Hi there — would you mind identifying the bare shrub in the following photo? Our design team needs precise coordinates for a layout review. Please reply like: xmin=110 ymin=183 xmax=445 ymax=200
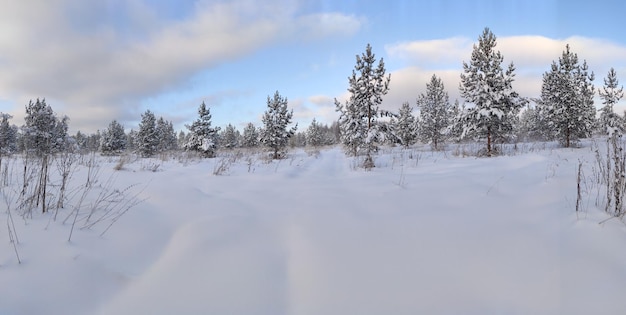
xmin=113 ymin=155 xmax=130 ymax=171
xmin=213 ymin=157 xmax=232 ymax=176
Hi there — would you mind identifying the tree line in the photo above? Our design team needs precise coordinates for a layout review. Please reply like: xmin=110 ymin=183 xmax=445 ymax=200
xmin=0 ymin=27 xmax=622 ymax=163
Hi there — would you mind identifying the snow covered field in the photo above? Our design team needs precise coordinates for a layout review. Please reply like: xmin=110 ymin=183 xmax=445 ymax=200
xmin=2 ymin=142 xmax=626 ymax=315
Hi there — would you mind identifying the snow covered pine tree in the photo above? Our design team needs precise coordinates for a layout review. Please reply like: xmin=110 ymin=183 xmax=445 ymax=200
xmin=539 ymin=44 xmax=595 ymax=147
xmin=184 ymin=102 xmax=220 ymax=158
xmin=459 ymin=28 xmax=524 ymax=156
xmin=306 ymin=118 xmax=325 ymax=147
xmin=598 ymin=68 xmax=624 ymax=135
xmin=418 ymin=74 xmax=453 ymax=150
xmin=100 ymin=120 xmax=127 ymax=155
xmin=137 ymin=110 xmax=159 ymax=157
xmin=260 ymin=91 xmax=297 ymax=159
xmin=394 ymin=102 xmax=417 ymax=148
xmin=241 ymin=123 xmax=259 ymax=148
xmin=335 ymin=43 xmax=391 ymax=168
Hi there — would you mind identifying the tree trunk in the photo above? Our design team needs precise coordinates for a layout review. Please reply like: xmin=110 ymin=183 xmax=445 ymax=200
xmin=41 ymin=155 xmax=48 ymax=213
xmin=487 ymin=126 xmax=492 ymax=157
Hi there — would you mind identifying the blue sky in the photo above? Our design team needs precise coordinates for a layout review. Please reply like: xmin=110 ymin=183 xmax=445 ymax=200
xmin=0 ymin=0 xmax=624 ymax=133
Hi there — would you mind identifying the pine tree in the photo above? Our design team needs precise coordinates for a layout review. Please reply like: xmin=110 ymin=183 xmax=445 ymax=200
xmin=177 ymin=131 xmax=186 ymax=149
xmin=598 ymin=68 xmax=624 ymax=135
xmin=459 ymin=28 xmax=524 ymax=156
xmin=260 ymin=91 xmax=297 ymax=159
xmin=156 ymin=117 xmax=177 ymax=152
xmin=184 ymin=102 xmax=220 ymax=158
xmin=52 ymin=116 xmax=70 ymax=153
xmin=306 ymin=118 xmax=325 ymax=147
xmin=23 ymin=99 xmax=59 ymax=157
xmin=539 ymin=44 xmax=595 ymax=147
xmin=394 ymin=102 xmax=417 ymax=148
xmin=0 ymin=113 xmax=17 ymax=156
xmin=137 ymin=110 xmax=158 ymax=157
xmin=22 ymin=99 xmax=66 ymax=213
xmin=517 ymin=103 xmax=549 ymax=142
xmin=447 ymin=100 xmax=464 ymax=142
xmin=220 ymin=124 xmax=240 ymax=149
xmin=241 ymin=123 xmax=259 ymax=148
xmin=418 ymin=74 xmax=453 ymax=150
xmin=100 ymin=120 xmax=127 ymax=155
xmin=74 ymin=131 xmax=88 ymax=153
xmin=335 ymin=43 xmax=391 ymax=167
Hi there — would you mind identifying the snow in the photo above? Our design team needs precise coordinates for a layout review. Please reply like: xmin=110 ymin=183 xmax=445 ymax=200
xmin=2 ymin=143 xmax=626 ymax=314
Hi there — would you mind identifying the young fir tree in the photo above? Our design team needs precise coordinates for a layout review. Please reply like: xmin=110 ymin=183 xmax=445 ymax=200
xmin=177 ymin=130 xmax=186 ymax=149
xmin=184 ymin=102 xmax=220 ymax=158
xmin=22 ymin=99 xmax=66 ymax=213
xmin=0 ymin=113 xmax=18 ymax=156
xmin=100 ymin=120 xmax=127 ymax=155
xmin=306 ymin=118 xmax=325 ymax=147
xmin=459 ymin=28 xmax=523 ymax=156
xmin=241 ymin=122 xmax=259 ymax=148
xmin=260 ymin=91 xmax=297 ymax=159
xmin=517 ymin=104 xmax=548 ymax=142
xmin=394 ymin=102 xmax=417 ymax=148
xmin=220 ymin=124 xmax=240 ymax=149
xmin=335 ymin=44 xmax=391 ymax=167
xmin=418 ymin=74 xmax=452 ymax=150
xmin=74 ymin=131 xmax=88 ymax=153
xmin=448 ymin=100 xmax=464 ymax=142
xmin=137 ymin=110 xmax=158 ymax=157
xmin=23 ymin=99 xmax=59 ymax=157
xmin=598 ymin=68 xmax=624 ymax=135
xmin=156 ymin=117 xmax=177 ymax=152
xmin=539 ymin=44 xmax=595 ymax=147
xmin=126 ymin=129 xmax=137 ymax=152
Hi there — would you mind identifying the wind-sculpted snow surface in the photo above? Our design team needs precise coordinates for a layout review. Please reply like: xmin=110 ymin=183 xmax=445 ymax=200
xmin=2 ymin=145 xmax=626 ymax=314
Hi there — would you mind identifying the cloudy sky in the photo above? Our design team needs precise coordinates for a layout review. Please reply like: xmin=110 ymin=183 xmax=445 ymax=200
xmin=0 ymin=0 xmax=624 ymax=133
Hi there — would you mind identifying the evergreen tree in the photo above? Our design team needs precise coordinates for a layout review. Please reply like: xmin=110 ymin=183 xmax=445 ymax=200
xmin=448 ymin=100 xmax=464 ymax=142
xmin=260 ymin=91 xmax=297 ymax=159
xmin=539 ymin=44 xmax=595 ymax=147
xmin=220 ymin=124 xmax=240 ymax=149
xmin=126 ymin=129 xmax=137 ymax=152
xmin=52 ymin=116 xmax=70 ymax=153
xmin=86 ymin=131 xmax=101 ymax=152
xmin=22 ymin=99 xmax=66 ymax=213
xmin=23 ymin=99 xmax=59 ymax=157
xmin=241 ymin=123 xmax=259 ymax=148
xmin=394 ymin=102 xmax=417 ymax=148
xmin=598 ymin=68 xmax=624 ymax=135
xmin=177 ymin=130 xmax=186 ymax=149
xmin=418 ymin=74 xmax=452 ymax=150
xmin=459 ymin=28 xmax=524 ymax=156
xmin=306 ymin=118 xmax=325 ymax=147
xmin=290 ymin=131 xmax=307 ymax=148
xmin=184 ymin=102 xmax=220 ymax=158
xmin=517 ymin=103 xmax=549 ymax=142
xmin=137 ymin=110 xmax=158 ymax=157
xmin=156 ymin=117 xmax=177 ymax=152
xmin=335 ymin=43 xmax=391 ymax=167
xmin=74 ymin=131 xmax=88 ymax=153
xmin=100 ymin=120 xmax=127 ymax=155
xmin=0 ymin=113 xmax=17 ymax=156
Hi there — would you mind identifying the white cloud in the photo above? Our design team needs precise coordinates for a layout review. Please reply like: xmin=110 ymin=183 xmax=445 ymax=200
xmin=385 ymin=37 xmax=473 ymax=69
xmin=0 ymin=0 xmax=363 ymax=132
xmin=383 ymin=35 xmax=626 ymax=113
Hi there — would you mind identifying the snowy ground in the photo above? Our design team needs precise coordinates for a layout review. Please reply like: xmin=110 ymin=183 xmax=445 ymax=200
xmin=2 ymin=142 xmax=626 ymax=315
